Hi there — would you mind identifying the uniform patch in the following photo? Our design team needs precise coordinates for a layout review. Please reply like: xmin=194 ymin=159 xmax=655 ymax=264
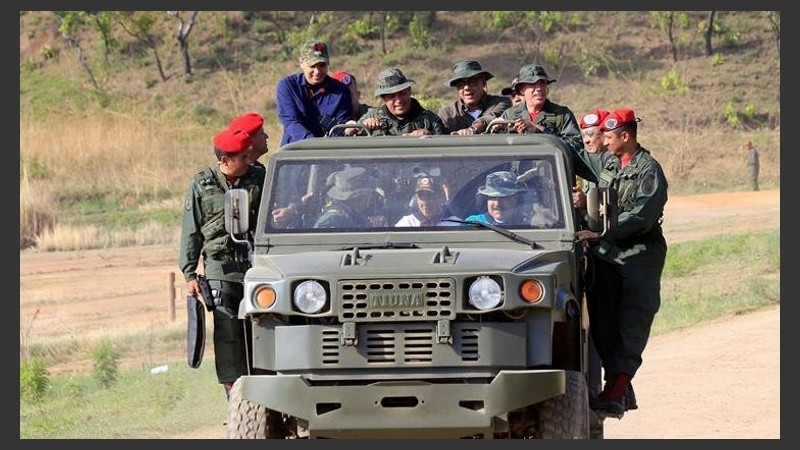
xmin=640 ymin=172 xmax=656 ymax=196
xmin=184 ymin=195 xmax=192 ymax=211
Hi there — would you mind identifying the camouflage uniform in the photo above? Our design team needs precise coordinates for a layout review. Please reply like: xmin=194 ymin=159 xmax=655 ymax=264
xmin=179 ymin=164 xmax=265 ymax=384
xmin=500 ymin=99 xmax=583 ymax=153
xmin=571 ymin=144 xmax=668 ymax=379
xmin=438 ymin=94 xmax=511 ymax=134
xmin=358 ymin=99 xmax=445 ymax=136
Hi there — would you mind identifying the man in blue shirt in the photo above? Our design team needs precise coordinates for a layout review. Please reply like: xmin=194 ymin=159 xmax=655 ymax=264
xmin=276 ymin=39 xmax=353 ymax=146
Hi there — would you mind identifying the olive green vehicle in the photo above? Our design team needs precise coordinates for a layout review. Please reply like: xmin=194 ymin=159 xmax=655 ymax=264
xmin=222 ymin=133 xmax=614 ymax=439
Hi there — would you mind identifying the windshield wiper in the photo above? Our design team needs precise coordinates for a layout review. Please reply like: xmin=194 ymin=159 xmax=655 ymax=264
xmin=444 ymin=218 xmax=541 ymax=249
xmin=339 ymin=242 xmax=419 ymax=251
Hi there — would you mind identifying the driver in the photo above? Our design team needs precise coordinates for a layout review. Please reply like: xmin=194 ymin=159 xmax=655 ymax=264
xmin=465 ymin=171 xmax=527 ymax=226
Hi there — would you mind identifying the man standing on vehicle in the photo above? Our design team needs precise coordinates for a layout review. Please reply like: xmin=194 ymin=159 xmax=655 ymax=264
xmin=179 ymin=127 xmax=265 ymax=400
xmin=438 ymin=60 xmax=511 ymax=135
xmin=276 ymin=39 xmax=352 ymax=144
xmin=573 ymin=108 xmax=668 ymax=419
xmin=497 ymin=64 xmax=583 ymax=153
xmin=345 ymin=67 xmax=445 ymax=137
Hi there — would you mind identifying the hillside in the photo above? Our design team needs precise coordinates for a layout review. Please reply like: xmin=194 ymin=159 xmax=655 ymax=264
xmin=19 ymin=11 xmax=780 ymax=250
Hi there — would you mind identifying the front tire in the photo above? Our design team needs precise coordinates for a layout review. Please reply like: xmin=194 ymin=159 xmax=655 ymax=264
xmin=227 ymin=378 xmax=285 ymax=439
xmin=537 ymin=370 xmax=590 ymax=439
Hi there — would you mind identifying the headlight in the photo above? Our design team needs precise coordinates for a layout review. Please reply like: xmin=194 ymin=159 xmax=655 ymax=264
xmin=293 ymin=280 xmax=327 ymax=314
xmin=468 ymin=276 xmax=503 ymax=310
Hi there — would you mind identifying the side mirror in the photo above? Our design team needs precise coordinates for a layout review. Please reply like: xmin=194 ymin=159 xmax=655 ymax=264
xmin=224 ymin=189 xmax=250 ymax=235
xmin=586 ymin=187 xmax=618 ymax=235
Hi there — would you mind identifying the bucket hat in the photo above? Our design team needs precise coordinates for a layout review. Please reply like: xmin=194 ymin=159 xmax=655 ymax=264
xmin=477 ymin=171 xmax=526 ymax=197
xmin=327 ymin=167 xmax=381 ymax=201
xmin=446 ymin=60 xmax=494 ymax=87
xmin=374 ymin=68 xmax=415 ymax=97
xmin=512 ymin=64 xmax=556 ymax=91
xmin=501 ymin=76 xmax=519 ymax=96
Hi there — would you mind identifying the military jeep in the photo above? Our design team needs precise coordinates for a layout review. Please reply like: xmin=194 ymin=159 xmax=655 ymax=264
xmin=223 ymin=133 xmax=612 ymax=439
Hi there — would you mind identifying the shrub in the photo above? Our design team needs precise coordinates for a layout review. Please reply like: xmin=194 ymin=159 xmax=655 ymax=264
xmin=91 ymin=340 xmax=120 ymax=389
xmin=20 ymin=359 xmax=50 ymax=402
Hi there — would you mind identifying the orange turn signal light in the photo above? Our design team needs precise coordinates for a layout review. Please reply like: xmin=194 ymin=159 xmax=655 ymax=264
xmin=255 ymin=286 xmax=277 ymax=309
xmin=519 ymin=279 xmax=544 ymax=304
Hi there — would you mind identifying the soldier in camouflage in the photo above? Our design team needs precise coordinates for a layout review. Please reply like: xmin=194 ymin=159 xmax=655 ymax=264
xmin=179 ymin=127 xmax=266 ymax=399
xmin=572 ymin=108 xmax=668 ymax=420
xmin=497 ymin=64 xmax=583 ymax=153
xmin=346 ymin=67 xmax=445 ymax=137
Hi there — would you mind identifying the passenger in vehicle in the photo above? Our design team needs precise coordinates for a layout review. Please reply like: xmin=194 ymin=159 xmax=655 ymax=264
xmin=464 ymin=171 xmax=527 ymax=226
xmin=313 ymin=166 xmax=387 ymax=229
xmin=395 ymin=176 xmax=460 ymax=227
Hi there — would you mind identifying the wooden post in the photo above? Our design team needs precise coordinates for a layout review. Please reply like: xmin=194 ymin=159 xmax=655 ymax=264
xmin=168 ymin=272 xmax=176 ymax=321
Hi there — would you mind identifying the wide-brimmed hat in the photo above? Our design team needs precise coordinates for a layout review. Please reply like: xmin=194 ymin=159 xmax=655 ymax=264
xmin=501 ymin=76 xmax=519 ymax=96
xmin=374 ymin=67 xmax=415 ymax=97
xmin=446 ymin=60 xmax=494 ymax=87
xmin=477 ymin=171 xmax=526 ymax=197
xmin=327 ymin=167 xmax=381 ymax=201
xmin=512 ymin=64 xmax=556 ymax=91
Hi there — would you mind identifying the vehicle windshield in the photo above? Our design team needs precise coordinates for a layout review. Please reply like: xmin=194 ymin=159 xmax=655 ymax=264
xmin=265 ymin=155 xmax=565 ymax=233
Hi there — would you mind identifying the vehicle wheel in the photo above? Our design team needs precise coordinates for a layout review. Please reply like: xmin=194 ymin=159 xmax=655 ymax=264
xmin=227 ymin=378 xmax=286 ymax=439
xmin=536 ymin=370 xmax=590 ymax=439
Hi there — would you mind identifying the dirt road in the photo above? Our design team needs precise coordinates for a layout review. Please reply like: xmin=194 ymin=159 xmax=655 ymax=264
xmin=19 ymin=189 xmax=780 ymax=438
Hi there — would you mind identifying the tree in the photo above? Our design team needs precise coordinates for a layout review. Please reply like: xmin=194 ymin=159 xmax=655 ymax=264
xmin=650 ymin=11 xmax=678 ymax=62
xmin=704 ymin=11 xmax=716 ymax=56
xmin=115 ymin=11 xmax=169 ymax=83
xmin=167 ymin=11 xmax=198 ymax=77
xmin=765 ymin=11 xmax=780 ymax=53
xmin=53 ymin=11 xmax=100 ymax=91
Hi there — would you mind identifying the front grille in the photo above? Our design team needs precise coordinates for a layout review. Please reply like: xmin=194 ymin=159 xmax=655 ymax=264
xmin=319 ymin=324 xmax=480 ymax=365
xmin=338 ymin=278 xmax=456 ymax=322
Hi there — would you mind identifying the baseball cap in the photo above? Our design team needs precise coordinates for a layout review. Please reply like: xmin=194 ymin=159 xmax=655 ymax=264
xmin=299 ymin=39 xmax=329 ymax=66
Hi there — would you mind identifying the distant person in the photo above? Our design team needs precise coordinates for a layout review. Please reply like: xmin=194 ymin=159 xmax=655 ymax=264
xmin=500 ymin=76 xmax=523 ymax=106
xmin=227 ymin=112 xmax=269 ymax=168
xmin=276 ymin=39 xmax=352 ymax=145
xmin=438 ymin=60 xmax=511 ymax=135
xmin=179 ymin=127 xmax=265 ymax=400
xmin=331 ymin=70 xmax=371 ymax=121
xmin=572 ymin=108 xmax=668 ymax=419
xmin=313 ymin=166 xmax=387 ymax=228
xmin=395 ymin=176 xmax=460 ymax=227
xmin=496 ymin=64 xmax=583 ymax=153
xmin=345 ymin=67 xmax=445 ymax=137
xmin=465 ymin=171 xmax=527 ymax=226
xmin=744 ymin=140 xmax=760 ymax=191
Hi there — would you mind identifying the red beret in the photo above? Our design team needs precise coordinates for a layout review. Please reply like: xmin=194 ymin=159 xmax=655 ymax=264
xmin=213 ymin=128 xmax=252 ymax=154
xmin=228 ymin=112 xmax=264 ymax=136
xmin=579 ymin=109 xmax=611 ymax=129
xmin=601 ymin=108 xmax=640 ymax=131
xmin=330 ymin=70 xmax=354 ymax=86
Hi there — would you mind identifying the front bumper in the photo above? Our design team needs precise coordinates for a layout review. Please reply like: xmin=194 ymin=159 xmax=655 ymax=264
xmin=240 ymin=369 xmax=564 ymax=438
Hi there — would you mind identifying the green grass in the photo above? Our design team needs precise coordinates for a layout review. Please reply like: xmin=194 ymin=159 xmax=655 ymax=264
xmin=20 ymin=360 xmax=225 ymax=439
xmin=19 ymin=229 xmax=780 ymax=438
